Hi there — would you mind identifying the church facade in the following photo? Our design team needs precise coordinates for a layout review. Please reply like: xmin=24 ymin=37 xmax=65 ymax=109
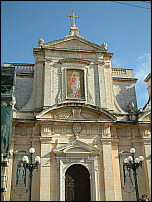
xmin=3 ymin=16 xmax=151 ymax=201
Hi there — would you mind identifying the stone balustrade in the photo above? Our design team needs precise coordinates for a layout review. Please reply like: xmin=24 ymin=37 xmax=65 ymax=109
xmin=112 ymin=68 xmax=134 ymax=78
xmin=3 ymin=63 xmax=34 ymax=71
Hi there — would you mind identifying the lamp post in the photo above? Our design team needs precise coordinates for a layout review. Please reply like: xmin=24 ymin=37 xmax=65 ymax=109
xmin=23 ymin=148 xmax=40 ymax=201
xmin=123 ymin=148 xmax=144 ymax=201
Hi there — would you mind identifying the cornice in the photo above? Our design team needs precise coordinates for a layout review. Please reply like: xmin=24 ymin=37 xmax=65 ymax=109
xmin=112 ymin=77 xmax=138 ymax=82
xmin=44 ymin=35 xmax=106 ymax=51
xmin=58 ymin=58 xmax=91 ymax=65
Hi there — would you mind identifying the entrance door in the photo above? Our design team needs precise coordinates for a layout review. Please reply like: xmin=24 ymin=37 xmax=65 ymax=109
xmin=65 ymin=164 xmax=91 ymax=201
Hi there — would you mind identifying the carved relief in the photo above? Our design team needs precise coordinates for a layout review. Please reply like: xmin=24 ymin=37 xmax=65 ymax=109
xmin=141 ymin=127 xmax=151 ymax=138
xmin=13 ymin=150 xmax=29 ymax=195
xmin=53 ymin=113 xmax=71 ymax=119
xmin=72 ymin=123 xmax=82 ymax=139
xmin=53 ymin=109 xmax=72 ymax=120
xmin=72 ymin=109 xmax=81 ymax=120
xmin=119 ymin=155 xmax=135 ymax=192
xmin=81 ymin=111 xmax=99 ymax=120
xmin=15 ymin=163 xmax=26 ymax=195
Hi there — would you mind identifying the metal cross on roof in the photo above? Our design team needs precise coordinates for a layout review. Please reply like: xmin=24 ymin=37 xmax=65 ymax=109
xmin=67 ymin=10 xmax=80 ymax=26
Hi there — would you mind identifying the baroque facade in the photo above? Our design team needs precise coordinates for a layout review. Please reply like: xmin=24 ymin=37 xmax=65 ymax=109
xmin=3 ymin=17 xmax=151 ymax=201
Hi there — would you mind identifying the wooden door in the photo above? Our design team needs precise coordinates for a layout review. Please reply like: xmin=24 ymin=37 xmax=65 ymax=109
xmin=65 ymin=164 xmax=91 ymax=201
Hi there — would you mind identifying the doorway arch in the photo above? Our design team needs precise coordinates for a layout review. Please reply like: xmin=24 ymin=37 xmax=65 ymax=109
xmin=65 ymin=164 xmax=91 ymax=201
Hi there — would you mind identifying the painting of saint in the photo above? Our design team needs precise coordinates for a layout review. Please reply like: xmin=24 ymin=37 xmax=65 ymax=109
xmin=67 ymin=70 xmax=85 ymax=99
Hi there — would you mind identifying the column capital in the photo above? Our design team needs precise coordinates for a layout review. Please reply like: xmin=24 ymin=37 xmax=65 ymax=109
xmin=101 ymin=138 xmax=112 ymax=145
xmin=40 ymin=137 xmax=52 ymax=144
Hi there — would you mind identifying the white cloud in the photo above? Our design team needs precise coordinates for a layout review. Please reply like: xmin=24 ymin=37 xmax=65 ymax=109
xmin=134 ymin=53 xmax=151 ymax=108
xmin=134 ymin=53 xmax=151 ymax=84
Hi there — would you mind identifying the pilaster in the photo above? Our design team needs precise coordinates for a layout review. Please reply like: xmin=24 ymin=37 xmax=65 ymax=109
xmin=139 ymin=127 xmax=151 ymax=200
xmin=43 ymin=58 xmax=53 ymax=106
xmin=104 ymin=58 xmax=114 ymax=111
xmin=40 ymin=137 xmax=51 ymax=201
xmin=102 ymin=138 xmax=115 ymax=201
xmin=33 ymin=55 xmax=44 ymax=110
xmin=111 ymin=139 xmax=122 ymax=201
xmin=97 ymin=56 xmax=106 ymax=108
xmin=101 ymin=125 xmax=115 ymax=201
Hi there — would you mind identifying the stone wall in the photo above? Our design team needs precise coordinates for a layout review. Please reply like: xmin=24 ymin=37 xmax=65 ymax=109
xmin=15 ymin=77 xmax=33 ymax=110
xmin=112 ymin=80 xmax=137 ymax=112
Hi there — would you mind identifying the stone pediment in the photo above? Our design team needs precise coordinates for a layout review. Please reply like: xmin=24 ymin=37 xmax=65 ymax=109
xmin=138 ymin=98 xmax=151 ymax=122
xmin=36 ymin=104 xmax=116 ymax=122
xmin=43 ymin=36 xmax=107 ymax=52
xmin=138 ymin=111 xmax=151 ymax=122
xmin=53 ymin=139 xmax=101 ymax=157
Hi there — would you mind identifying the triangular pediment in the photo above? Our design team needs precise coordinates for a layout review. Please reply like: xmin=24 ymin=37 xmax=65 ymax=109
xmin=44 ymin=36 xmax=106 ymax=52
xmin=53 ymin=139 xmax=101 ymax=156
xmin=138 ymin=98 xmax=151 ymax=122
xmin=138 ymin=111 xmax=151 ymax=122
xmin=36 ymin=104 xmax=117 ymax=122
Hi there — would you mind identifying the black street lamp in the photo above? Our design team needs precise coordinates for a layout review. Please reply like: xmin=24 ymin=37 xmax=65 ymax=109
xmin=123 ymin=148 xmax=144 ymax=201
xmin=23 ymin=148 xmax=40 ymax=201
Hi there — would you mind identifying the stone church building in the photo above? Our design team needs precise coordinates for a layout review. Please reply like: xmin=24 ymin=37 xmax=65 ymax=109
xmin=3 ymin=13 xmax=151 ymax=201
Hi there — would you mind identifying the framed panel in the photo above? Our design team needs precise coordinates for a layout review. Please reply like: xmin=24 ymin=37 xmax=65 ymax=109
xmin=66 ymin=69 xmax=85 ymax=100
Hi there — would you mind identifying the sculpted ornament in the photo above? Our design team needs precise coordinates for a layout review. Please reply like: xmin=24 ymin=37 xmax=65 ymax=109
xmin=38 ymin=38 xmax=44 ymax=47
xmin=53 ymin=113 xmax=71 ymax=120
xmin=72 ymin=123 xmax=81 ymax=139
xmin=128 ymin=101 xmax=134 ymax=113
xmin=15 ymin=163 xmax=26 ymax=195
xmin=123 ymin=166 xmax=134 ymax=192
xmin=128 ymin=101 xmax=136 ymax=121
xmin=101 ymin=43 xmax=108 ymax=50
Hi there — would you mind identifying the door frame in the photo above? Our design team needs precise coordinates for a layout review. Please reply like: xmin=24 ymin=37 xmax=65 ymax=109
xmin=56 ymin=158 xmax=98 ymax=201
xmin=53 ymin=139 xmax=101 ymax=201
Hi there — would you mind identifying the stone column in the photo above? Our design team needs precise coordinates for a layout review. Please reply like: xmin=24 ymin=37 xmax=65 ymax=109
xmin=40 ymin=137 xmax=51 ymax=201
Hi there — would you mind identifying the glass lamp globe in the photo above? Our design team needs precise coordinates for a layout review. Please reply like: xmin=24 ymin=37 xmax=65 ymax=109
xmin=124 ymin=158 xmax=128 ymax=164
xmin=138 ymin=156 xmax=144 ymax=162
xmin=35 ymin=156 xmax=40 ymax=164
xmin=29 ymin=148 xmax=35 ymax=154
xmin=135 ymin=158 xmax=140 ymax=163
xmin=130 ymin=148 xmax=135 ymax=154
xmin=128 ymin=156 xmax=133 ymax=162
xmin=23 ymin=156 xmax=29 ymax=163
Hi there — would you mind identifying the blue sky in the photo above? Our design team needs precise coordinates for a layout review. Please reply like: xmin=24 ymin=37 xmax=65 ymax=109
xmin=1 ymin=1 xmax=151 ymax=109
